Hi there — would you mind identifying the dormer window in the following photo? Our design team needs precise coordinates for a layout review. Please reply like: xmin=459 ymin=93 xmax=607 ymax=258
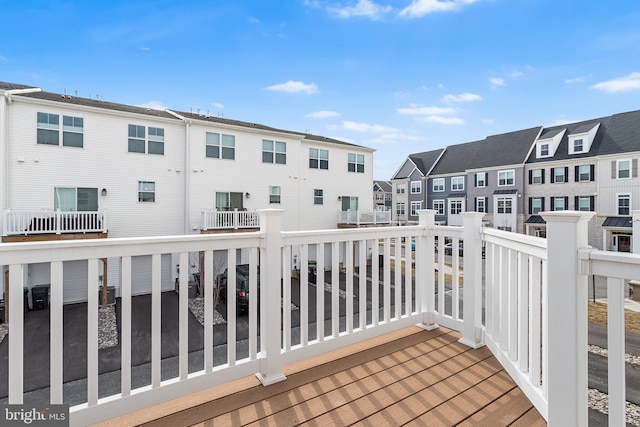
xmin=568 ymin=123 xmax=600 ymax=155
xmin=540 ymin=143 xmax=549 ymax=157
xmin=573 ymin=139 xmax=583 ymax=152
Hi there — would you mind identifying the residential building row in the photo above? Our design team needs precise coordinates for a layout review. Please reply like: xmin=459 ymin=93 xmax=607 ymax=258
xmin=0 ymin=81 xmax=374 ymax=302
xmin=391 ymin=110 xmax=640 ymax=252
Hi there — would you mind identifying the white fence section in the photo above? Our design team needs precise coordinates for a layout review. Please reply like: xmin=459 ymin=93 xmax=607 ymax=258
xmin=337 ymin=209 xmax=392 ymax=225
xmin=0 ymin=209 xmax=636 ymax=426
xmin=2 ymin=209 xmax=107 ymax=236
xmin=200 ymin=209 xmax=260 ymax=230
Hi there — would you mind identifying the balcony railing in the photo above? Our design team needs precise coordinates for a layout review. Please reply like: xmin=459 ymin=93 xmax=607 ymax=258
xmin=2 ymin=209 xmax=107 ymax=236
xmin=200 ymin=208 xmax=259 ymax=231
xmin=337 ymin=209 xmax=391 ymax=225
xmin=0 ymin=209 xmax=635 ymax=426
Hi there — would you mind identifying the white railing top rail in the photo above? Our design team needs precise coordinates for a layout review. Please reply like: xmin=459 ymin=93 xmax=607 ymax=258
xmin=482 ymin=227 xmax=547 ymax=260
xmin=3 ymin=209 xmax=107 ymax=235
xmin=579 ymin=247 xmax=640 ymax=278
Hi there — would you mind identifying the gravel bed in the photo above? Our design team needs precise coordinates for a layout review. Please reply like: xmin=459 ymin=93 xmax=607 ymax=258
xmin=98 ymin=305 xmax=118 ymax=349
xmin=589 ymin=388 xmax=640 ymax=426
xmin=589 ymin=344 xmax=640 ymax=365
xmin=188 ymin=297 xmax=226 ymax=326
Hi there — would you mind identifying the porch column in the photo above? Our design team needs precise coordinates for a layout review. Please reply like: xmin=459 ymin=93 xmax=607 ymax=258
xmin=460 ymin=212 xmax=485 ymax=348
xmin=416 ymin=210 xmax=437 ymax=330
xmin=256 ymin=209 xmax=286 ymax=386
xmin=541 ymin=210 xmax=594 ymax=427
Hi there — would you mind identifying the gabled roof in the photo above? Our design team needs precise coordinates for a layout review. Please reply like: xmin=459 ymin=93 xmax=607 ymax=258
xmin=468 ymin=127 xmax=542 ymax=169
xmin=373 ymin=180 xmax=392 ymax=192
xmin=0 ymin=81 xmax=368 ymax=150
xmin=596 ymin=110 xmax=640 ymax=156
xmin=408 ymin=148 xmax=445 ymax=175
xmin=526 ymin=115 xmax=612 ymax=163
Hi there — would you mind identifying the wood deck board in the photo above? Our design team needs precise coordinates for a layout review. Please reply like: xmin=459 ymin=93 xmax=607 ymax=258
xmin=95 ymin=327 xmax=546 ymax=427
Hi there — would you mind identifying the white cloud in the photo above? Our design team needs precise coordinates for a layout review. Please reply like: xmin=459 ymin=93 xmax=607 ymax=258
xmin=565 ymin=75 xmax=592 ymax=84
xmin=592 ymin=72 xmax=640 ymax=93
xmin=489 ymin=77 xmax=505 ymax=87
xmin=265 ymin=80 xmax=319 ymax=94
xmin=211 ymin=102 xmax=224 ymax=109
xmin=140 ymin=47 xmax=151 ymax=51
xmin=338 ymin=120 xmax=398 ymax=133
xmin=441 ymin=92 xmax=482 ymax=103
xmin=305 ymin=110 xmax=340 ymax=118
xmin=482 ymin=118 xmax=494 ymax=124
xmin=248 ymin=16 xmax=260 ymax=24
xmin=397 ymin=104 xmax=456 ymax=116
xmin=138 ymin=101 xmax=167 ymax=110
xmin=418 ymin=115 xmax=465 ymax=125
xmin=399 ymin=0 xmax=478 ymax=18
xmin=508 ymin=69 xmax=524 ymax=78
xmin=328 ymin=0 xmax=393 ymax=19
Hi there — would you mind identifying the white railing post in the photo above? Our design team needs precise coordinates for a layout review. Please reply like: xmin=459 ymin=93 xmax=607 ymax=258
xmin=416 ymin=210 xmax=438 ymax=330
xmin=102 ymin=209 xmax=108 ymax=233
xmin=55 ymin=208 xmax=62 ymax=234
xmin=256 ymin=209 xmax=286 ymax=386
xmin=540 ymin=210 xmax=594 ymax=427
xmin=460 ymin=212 xmax=485 ymax=348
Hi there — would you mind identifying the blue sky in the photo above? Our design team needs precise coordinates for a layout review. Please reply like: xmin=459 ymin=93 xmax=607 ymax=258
xmin=1 ymin=0 xmax=639 ymax=180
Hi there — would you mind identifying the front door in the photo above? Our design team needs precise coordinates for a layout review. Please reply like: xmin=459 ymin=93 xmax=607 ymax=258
xmin=617 ymin=234 xmax=631 ymax=252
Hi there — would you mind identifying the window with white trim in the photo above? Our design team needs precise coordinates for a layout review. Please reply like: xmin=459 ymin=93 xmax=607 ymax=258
xmin=498 ymin=170 xmax=514 ymax=186
xmin=433 ymin=200 xmax=445 ymax=215
xmin=618 ymin=194 xmax=630 ymax=215
xmin=476 ymin=197 xmax=486 ymax=213
xmin=617 ymin=160 xmax=631 ymax=179
xmin=309 ymin=148 xmax=329 ymax=169
xmin=396 ymin=203 xmax=405 ymax=215
xmin=314 ymin=189 xmax=323 ymax=205
xmin=475 ymin=173 xmax=486 ymax=187
xmin=206 ymin=132 xmax=235 ymax=159
xmin=263 ymin=140 xmax=286 ymax=164
xmin=347 ymin=153 xmax=365 ymax=173
xmin=497 ymin=197 xmax=512 ymax=214
xmin=578 ymin=164 xmax=591 ymax=181
xmin=128 ymin=125 xmax=164 ymax=155
xmin=396 ymin=184 xmax=406 ymax=194
xmin=554 ymin=197 xmax=566 ymax=211
xmin=432 ymin=178 xmax=445 ymax=192
xmin=539 ymin=143 xmax=549 ymax=157
xmin=269 ymin=186 xmax=281 ymax=204
xmin=54 ymin=187 xmax=98 ymax=211
xmin=531 ymin=169 xmax=543 ymax=184
xmin=410 ymin=181 xmax=421 ymax=194
xmin=410 ymin=201 xmax=422 ymax=216
xmin=138 ymin=181 xmax=156 ymax=202
xmin=531 ymin=198 xmax=543 ymax=214
xmin=451 ymin=176 xmax=464 ymax=191
xmin=573 ymin=139 xmax=584 ymax=153
xmin=553 ymin=167 xmax=566 ymax=183
xmin=578 ymin=197 xmax=591 ymax=211
xmin=449 ymin=199 xmax=463 ymax=215
xmin=37 ymin=112 xmax=84 ymax=147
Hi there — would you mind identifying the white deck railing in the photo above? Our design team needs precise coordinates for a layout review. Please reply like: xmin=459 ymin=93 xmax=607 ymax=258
xmin=337 ymin=209 xmax=392 ymax=225
xmin=2 ymin=209 xmax=107 ymax=236
xmin=0 ymin=209 xmax=634 ymax=426
xmin=200 ymin=209 xmax=259 ymax=230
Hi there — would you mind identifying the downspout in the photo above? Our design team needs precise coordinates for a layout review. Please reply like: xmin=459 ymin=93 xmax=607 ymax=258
xmin=166 ymin=109 xmax=191 ymax=234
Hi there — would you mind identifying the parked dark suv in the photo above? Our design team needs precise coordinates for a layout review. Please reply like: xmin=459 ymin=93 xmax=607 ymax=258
xmin=216 ymin=264 xmax=259 ymax=313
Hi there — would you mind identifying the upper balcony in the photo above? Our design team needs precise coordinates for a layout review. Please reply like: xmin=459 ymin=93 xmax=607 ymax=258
xmin=337 ymin=209 xmax=392 ymax=227
xmin=200 ymin=208 xmax=260 ymax=233
xmin=0 ymin=209 xmax=637 ymax=426
xmin=2 ymin=209 xmax=108 ymax=242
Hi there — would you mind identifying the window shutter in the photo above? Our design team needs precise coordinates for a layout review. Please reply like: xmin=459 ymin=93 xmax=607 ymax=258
xmin=611 ymin=160 xmax=617 ymax=179
xmin=541 ymin=169 xmax=545 ymax=184
xmin=634 ymin=159 xmax=638 ymax=178
xmin=541 ymin=198 xmax=545 ymax=212
xmin=550 ymin=197 xmax=555 ymax=211
xmin=485 ymin=197 xmax=488 ymax=213
xmin=528 ymin=170 xmax=532 ymax=184
xmin=550 ymin=168 xmax=555 ymax=183
xmin=474 ymin=174 xmax=477 ymax=187
xmin=474 ymin=197 xmax=477 ymax=211
xmin=590 ymin=165 xmax=595 ymax=181
xmin=564 ymin=196 xmax=569 ymax=208
xmin=575 ymin=166 xmax=579 ymax=182
xmin=528 ymin=197 xmax=532 ymax=215
xmin=590 ymin=196 xmax=595 ymax=211
xmin=564 ymin=167 xmax=569 ymax=182
xmin=574 ymin=196 xmax=579 ymax=210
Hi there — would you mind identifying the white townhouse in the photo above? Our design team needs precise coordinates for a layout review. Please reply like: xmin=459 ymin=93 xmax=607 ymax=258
xmin=0 ymin=82 xmax=374 ymax=303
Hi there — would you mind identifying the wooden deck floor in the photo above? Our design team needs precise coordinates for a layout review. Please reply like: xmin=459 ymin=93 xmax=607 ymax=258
xmin=95 ymin=327 xmax=546 ymax=427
